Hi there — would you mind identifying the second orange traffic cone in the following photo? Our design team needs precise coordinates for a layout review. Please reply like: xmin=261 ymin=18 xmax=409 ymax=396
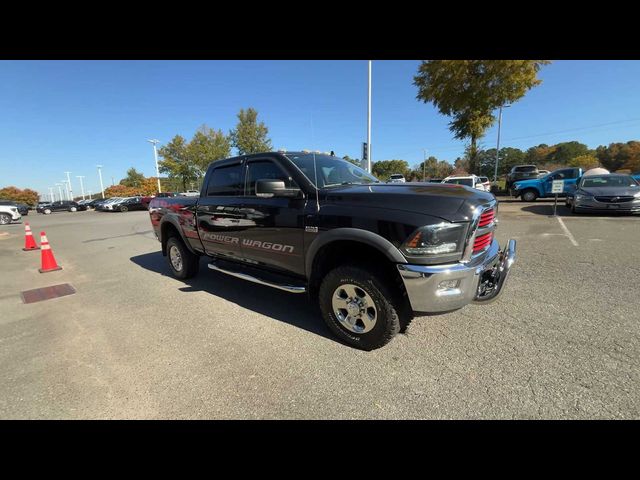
xmin=22 ymin=222 xmax=39 ymax=251
xmin=38 ymin=231 xmax=62 ymax=273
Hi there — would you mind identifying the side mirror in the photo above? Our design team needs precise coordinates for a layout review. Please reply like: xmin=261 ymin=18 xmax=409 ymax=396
xmin=255 ymin=179 xmax=301 ymax=198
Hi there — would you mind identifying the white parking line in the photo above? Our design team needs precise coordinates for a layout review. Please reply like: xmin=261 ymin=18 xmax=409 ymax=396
xmin=556 ymin=216 xmax=579 ymax=247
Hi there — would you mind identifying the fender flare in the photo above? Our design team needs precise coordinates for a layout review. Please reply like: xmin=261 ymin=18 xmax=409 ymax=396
xmin=305 ymin=228 xmax=407 ymax=279
xmin=160 ymin=216 xmax=197 ymax=256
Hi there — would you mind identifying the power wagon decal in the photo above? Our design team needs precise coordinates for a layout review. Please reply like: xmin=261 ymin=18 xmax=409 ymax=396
xmin=203 ymin=233 xmax=296 ymax=254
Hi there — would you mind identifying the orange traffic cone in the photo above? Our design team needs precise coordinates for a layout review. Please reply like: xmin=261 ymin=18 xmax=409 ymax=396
xmin=22 ymin=222 xmax=40 ymax=251
xmin=38 ymin=231 xmax=62 ymax=273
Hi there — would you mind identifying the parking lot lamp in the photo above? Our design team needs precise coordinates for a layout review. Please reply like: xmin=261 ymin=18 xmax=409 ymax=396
xmin=147 ymin=139 xmax=162 ymax=193
xmin=55 ymin=183 xmax=63 ymax=202
xmin=60 ymin=180 xmax=70 ymax=200
xmin=494 ymin=104 xmax=511 ymax=183
xmin=48 ymin=187 xmax=54 ymax=203
xmin=97 ymin=165 xmax=105 ymax=199
xmin=76 ymin=176 xmax=86 ymax=200
xmin=88 ymin=190 xmax=93 ymax=200
xmin=65 ymin=171 xmax=74 ymax=200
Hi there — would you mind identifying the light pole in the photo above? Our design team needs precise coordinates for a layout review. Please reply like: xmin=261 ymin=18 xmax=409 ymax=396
xmin=494 ymin=104 xmax=511 ymax=183
xmin=366 ymin=61 xmax=372 ymax=173
xmin=65 ymin=171 xmax=74 ymax=200
xmin=61 ymin=180 xmax=70 ymax=200
xmin=423 ymin=149 xmax=427 ymax=182
xmin=147 ymin=139 xmax=162 ymax=193
xmin=87 ymin=190 xmax=93 ymax=200
xmin=76 ymin=175 xmax=86 ymax=200
xmin=97 ymin=165 xmax=105 ymax=198
xmin=48 ymin=187 xmax=54 ymax=203
xmin=55 ymin=183 xmax=63 ymax=202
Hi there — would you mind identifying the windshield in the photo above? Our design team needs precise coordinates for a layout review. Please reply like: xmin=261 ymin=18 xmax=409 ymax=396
xmin=581 ymin=175 xmax=639 ymax=188
xmin=515 ymin=166 xmax=537 ymax=172
xmin=390 ymin=174 xmax=404 ymax=179
xmin=285 ymin=153 xmax=379 ymax=188
xmin=443 ymin=178 xmax=474 ymax=187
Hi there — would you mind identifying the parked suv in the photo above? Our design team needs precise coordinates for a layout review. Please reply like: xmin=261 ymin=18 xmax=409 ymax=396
xmin=36 ymin=200 xmax=85 ymax=214
xmin=388 ymin=174 xmax=406 ymax=183
xmin=0 ymin=200 xmax=29 ymax=216
xmin=442 ymin=175 xmax=487 ymax=191
xmin=148 ymin=152 xmax=516 ymax=350
xmin=506 ymin=165 xmax=539 ymax=190
xmin=0 ymin=205 xmax=21 ymax=224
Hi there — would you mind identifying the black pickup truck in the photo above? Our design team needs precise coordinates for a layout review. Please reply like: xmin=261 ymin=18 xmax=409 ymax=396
xmin=149 ymin=151 xmax=516 ymax=350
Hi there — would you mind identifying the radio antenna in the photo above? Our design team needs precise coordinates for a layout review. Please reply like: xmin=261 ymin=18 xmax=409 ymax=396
xmin=311 ymin=114 xmax=320 ymax=213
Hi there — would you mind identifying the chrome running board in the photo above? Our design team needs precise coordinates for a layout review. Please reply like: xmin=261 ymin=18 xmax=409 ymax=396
xmin=207 ymin=263 xmax=306 ymax=293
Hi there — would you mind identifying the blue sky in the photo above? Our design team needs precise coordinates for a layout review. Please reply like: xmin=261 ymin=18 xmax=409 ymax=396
xmin=1 ymin=60 xmax=640 ymax=197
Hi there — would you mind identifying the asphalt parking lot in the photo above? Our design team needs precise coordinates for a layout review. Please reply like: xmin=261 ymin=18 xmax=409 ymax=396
xmin=1 ymin=201 xmax=639 ymax=419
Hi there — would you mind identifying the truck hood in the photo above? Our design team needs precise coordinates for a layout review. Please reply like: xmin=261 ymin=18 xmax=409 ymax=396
xmin=320 ymin=182 xmax=495 ymax=221
xmin=513 ymin=178 xmax=542 ymax=189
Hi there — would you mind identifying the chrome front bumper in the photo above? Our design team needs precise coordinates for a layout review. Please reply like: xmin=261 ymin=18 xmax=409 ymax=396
xmin=397 ymin=239 xmax=516 ymax=313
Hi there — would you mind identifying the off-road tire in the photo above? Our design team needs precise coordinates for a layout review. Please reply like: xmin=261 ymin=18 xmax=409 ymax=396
xmin=319 ymin=265 xmax=401 ymax=350
xmin=166 ymin=236 xmax=199 ymax=279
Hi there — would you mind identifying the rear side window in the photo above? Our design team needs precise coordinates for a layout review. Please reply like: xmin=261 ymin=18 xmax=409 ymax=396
xmin=207 ymin=163 xmax=244 ymax=196
xmin=515 ymin=166 xmax=537 ymax=172
xmin=246 ymin=160 xmax=294 ymax=196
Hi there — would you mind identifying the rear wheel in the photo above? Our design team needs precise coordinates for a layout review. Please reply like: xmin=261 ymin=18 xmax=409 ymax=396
xmin=44 ymin=208 xmax=52 ymax=215
xmin=70 ymin=206 xmax=77 ymax=212
xmin=120 ymin=205 xmax=128 ymax=212
xmin=0 ymin=213 xmax=10 ymax=225
xmin=166 ymin=236 xmax=199 ymax=279
xmin=319 ymin=265 xmax=402 ymax=350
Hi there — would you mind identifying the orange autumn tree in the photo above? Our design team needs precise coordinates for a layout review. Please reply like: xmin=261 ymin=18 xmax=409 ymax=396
xmin=0 ymin=186 xmax=40 ymax=206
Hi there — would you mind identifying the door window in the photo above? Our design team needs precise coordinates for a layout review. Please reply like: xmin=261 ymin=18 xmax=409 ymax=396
xmin=246 ymin=160 xmax=295 ymax=196
xmin=206 ymin=163 xmax=244 ymax=196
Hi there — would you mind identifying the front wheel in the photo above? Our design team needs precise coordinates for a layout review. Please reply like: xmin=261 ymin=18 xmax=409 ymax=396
xmin=318 ymin=265 xmax=402 ymax=350
xmin=120 ymin=206 xmax=128 ymax=212
xmin=166 ymin=236 xmax=199 ymax=279
xmin=521 ymin=189 xmax=538 ymax=202
xmin=44 ymin=208 xmax=52 ymax=215
xmin=70 ymin=206 xmax=77 ymax=212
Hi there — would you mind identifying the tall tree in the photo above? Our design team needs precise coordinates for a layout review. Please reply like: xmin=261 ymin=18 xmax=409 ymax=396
xmin=229 ymin=108 xmax=272 ymax=155
xmin=158 ymin=135 xmax=198 ymax=191
xmin=596 ymin=141 xmax=640 ymax=172
xmin=119 ymin=167 xmax=145 ymax=188
xmin=342 ymin=155 xmax=361 ymax=166
xmin=548 ymin=141 xmax=592 ymax=164
xmin=0 ymin=186 xmax=39 ymax=206
xmin=371 ymin=160 xmax=411 ymax=181
xmin=477 ymin=147 xmax=525 ymax=177
xmin=414 ymin=60 xmax=550 ymax=174
xmin=188 ymin=124 xmax=232 ymax=178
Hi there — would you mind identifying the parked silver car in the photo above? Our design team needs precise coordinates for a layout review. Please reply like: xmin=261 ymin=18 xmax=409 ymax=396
xmin=567 ymin=174 xmax=640 ymax=214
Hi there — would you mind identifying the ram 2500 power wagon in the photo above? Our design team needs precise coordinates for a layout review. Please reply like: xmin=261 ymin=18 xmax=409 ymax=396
xmin=148 ymin=152 xmax=516 ymax=350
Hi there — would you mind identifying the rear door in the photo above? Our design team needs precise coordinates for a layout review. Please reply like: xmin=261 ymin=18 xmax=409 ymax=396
xmin=196 ymin=159 xmax=246 ymax=259
xmin=237 ymin=157 xmax=306 ymax=277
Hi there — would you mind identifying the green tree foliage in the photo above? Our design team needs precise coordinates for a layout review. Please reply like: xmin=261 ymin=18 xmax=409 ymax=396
xmin=414 ymin=60 xmax=550 ymax=174
xmin=158 ymin=135 xmax=198 ymax=191
xmin=188 ymin=124 xmax=232 ymax=178
xmin=548 ymin=141 xmax=592 ymax=164
xmin=568 ymin=154 xmax=601 ymax=170
xmin=596 ymin=141 xmax=640 ymax=172
xmin=371 ymin=160 xmax=411 ymax=181
xmin=0 ymin=186 xmax=39 ymax=206
xmin=477 ymin=147 xmax=526 ymax=177
xmin=229 ymin=108 xmax=272 ymax=155
xmin=342 ymin=155 xmax=361 ymax=166
xmin=412 ymin=156 xmax=454 ymax=180
xmin=119 ymin=167 xmax=145 ymax=188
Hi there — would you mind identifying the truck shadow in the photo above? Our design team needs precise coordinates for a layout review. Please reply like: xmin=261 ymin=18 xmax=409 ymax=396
xmin=129 ymin=251 xmax=336 ymax=342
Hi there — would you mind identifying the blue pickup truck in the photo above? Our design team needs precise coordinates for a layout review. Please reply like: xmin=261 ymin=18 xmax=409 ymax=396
xmin=512 ymin=167 xmax=583 ymax=202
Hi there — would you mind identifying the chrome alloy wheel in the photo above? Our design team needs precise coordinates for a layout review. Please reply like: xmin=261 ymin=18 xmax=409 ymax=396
xmin=169 ymin=245 xmax=183 ymax=272
xmin=332 ymin=283 xmax=377 ymax=334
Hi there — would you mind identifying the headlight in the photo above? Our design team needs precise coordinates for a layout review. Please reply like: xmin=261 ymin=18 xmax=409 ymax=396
xmin=575 ymin=193 xmax=592 ymax=201
xmin=401 ymin=222 xmax=466 ymax=256
xmin=634 ymin=192 xmax=640 ymax=198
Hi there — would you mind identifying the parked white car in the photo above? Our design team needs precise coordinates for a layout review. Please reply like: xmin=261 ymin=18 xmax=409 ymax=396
xmin=388 ymin=174 xmax=406 ymax=183
xmin=181 ymin=190 xmax=201 ymax=196
xmin=0 ymin=205 xmax=21 ymax=225
xmin=442 ymin=175 xmax=488 ymax=191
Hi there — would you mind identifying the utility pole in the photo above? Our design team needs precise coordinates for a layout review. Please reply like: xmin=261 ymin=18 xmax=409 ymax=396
xmin=147 ymin=139 xmax=162 ymax=193
xmin=65 ymin=171 xmax=73 ymax=200
xmin=494 ymin=105 xmax=511 ymax=183
xmin=76 ymin=175 xmax=86 ymax=200
xmin=111 ymin=176 xmax=115 ymax=186
xmin=97 ymin=165 xmax=105 ymax=198
xmin=366 ymin=61 xmax=372 ymax=173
